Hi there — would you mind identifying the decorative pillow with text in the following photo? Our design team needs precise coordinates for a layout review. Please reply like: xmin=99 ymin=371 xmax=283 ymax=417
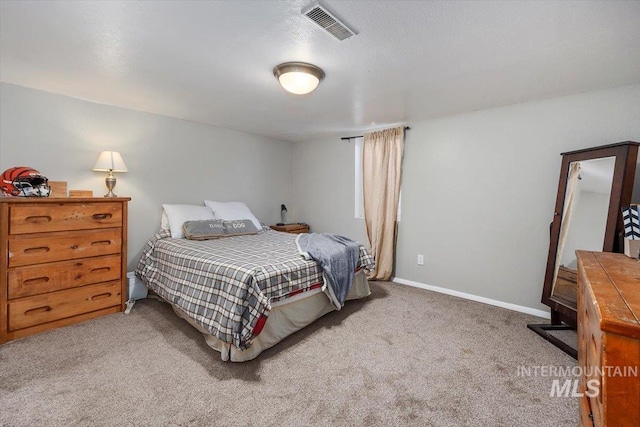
xmin=183 ymin=219 xmax=258 ymax=240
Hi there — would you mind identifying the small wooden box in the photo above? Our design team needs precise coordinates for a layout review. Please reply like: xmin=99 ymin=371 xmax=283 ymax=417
xmin=69 ymin=190 xmax=93 ymax=198
xmin=48 ymin=181 xmax=68 ymax=198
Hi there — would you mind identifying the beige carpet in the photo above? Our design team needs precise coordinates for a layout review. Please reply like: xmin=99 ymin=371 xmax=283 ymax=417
xmin=1 ymin=281 xmax=577 ymax=426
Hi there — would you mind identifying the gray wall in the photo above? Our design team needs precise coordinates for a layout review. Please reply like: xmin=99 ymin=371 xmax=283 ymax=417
xmin=0 ymin=83 xmax=294 ymax=268
xmin=2 ymin=81 xmax=639 ymax=313
xmin=293 ymin=84 xmax=640 ymax=311
xmin=292 ymin=137 xmax=368 ymax=245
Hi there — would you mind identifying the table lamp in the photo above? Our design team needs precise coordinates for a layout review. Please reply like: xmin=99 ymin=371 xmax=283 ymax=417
xmin=93 ymin=151 xmax=127 ymax=197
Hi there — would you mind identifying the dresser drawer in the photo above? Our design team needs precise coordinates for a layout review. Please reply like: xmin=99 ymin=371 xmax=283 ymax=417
xmin=9 ymin=203 xmax=122 ymax=234
xmin=8 ymin=228 xmax=122 ymax=267
xmin=8 ymin=255 xmax=121 ymax=299
xmin=7 ymin=280 xmax=122 ymax=331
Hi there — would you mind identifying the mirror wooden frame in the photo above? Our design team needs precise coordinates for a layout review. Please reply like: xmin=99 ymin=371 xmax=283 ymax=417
xmin=528 ymin=141 xmax=639 ymax=359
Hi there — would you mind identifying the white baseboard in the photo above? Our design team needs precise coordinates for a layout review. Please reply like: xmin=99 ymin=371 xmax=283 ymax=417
xmin=392 ymin=277 xmax=550 ymax=319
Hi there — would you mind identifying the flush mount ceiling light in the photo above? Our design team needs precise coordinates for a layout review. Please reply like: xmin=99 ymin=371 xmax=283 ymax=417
xmin=273 ymin=62 xmax=325 ymax=95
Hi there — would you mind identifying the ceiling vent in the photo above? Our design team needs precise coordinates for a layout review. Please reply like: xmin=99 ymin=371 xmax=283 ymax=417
xmin=302 ymin=3 xmax=357 ymax=41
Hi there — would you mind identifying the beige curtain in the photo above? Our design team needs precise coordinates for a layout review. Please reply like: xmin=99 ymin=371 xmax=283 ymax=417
xmin=362 ymin=126 xmax=405 ymax=280
xmin=553 ymin=161 xmax=581 ymax=283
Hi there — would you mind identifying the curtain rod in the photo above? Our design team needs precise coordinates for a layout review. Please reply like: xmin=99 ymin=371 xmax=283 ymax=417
xmin=341 ymin=126 xmax=411 ymax=141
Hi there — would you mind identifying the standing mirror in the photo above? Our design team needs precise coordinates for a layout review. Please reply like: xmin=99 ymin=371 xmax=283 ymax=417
xmin=528 ymin=141 xmax=639 ymax=358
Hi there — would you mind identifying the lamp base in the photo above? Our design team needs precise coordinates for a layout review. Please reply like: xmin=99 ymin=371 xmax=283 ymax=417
xmin=104 ymin=175 xmax=118 ymax=198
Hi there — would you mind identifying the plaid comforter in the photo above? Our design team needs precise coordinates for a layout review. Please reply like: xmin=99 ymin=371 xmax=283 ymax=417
xmin=135 ymin=229 xmax=374 ymax=350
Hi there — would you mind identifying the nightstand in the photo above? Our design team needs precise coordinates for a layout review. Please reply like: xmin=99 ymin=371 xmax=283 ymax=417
xmin=270 ymin=223 xmax=310 ymax=234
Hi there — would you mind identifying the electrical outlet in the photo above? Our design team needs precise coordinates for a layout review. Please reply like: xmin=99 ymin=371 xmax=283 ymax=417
xmin=417 ymin=254 xmax=424 ymax=265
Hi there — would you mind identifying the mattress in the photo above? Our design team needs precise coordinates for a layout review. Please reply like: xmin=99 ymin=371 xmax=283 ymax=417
xmin=136 ymin=229 xmax=374 ymax=351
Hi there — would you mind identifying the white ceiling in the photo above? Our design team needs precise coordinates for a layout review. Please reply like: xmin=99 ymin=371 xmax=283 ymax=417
xmin=1 ymin=0 xmax=639 ymax=143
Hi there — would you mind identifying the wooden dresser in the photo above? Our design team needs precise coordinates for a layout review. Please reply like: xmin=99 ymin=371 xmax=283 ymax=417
xmin=1 ymin=197 xmax=129 ymax=344
xmin=576 ymin=251 xmax=640 ymax=427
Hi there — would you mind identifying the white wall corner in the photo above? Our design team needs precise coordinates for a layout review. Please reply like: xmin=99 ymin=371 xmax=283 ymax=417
xmin=392 ymin=277 xmax=551 ymax=319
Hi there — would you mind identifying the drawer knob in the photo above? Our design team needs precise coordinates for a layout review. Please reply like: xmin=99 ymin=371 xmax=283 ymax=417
xmin=90 ymin=292 xmax=112 ymax=301
xmin=24 ymin=246 xmax=50 ymax=254
xmin=91 ymin=240 xmax=112 ymax=246
xmin=25 ymin=215 xmax=52 ymax=223
xmin=90 ymin=267 xmax=111 ymax=274
xmin=92 ymin=213 xmax=113 ymax=220
xmin=24 ymin=306 xmax=52 ymax=315
xmin=23 ymin=276 xmax=50 ymax=286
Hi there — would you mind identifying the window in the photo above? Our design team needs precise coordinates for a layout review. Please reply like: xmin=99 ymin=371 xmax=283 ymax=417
xmin=355 ymin=137 xmax=401 ymax=220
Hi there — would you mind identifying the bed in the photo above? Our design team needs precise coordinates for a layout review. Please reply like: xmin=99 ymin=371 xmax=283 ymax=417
xmin=135 ymin=227 xmax=374 ymax=361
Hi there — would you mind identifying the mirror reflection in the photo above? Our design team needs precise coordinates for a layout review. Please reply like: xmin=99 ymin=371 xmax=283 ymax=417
xmin=551 ymin=156 xmax=616 ymax=309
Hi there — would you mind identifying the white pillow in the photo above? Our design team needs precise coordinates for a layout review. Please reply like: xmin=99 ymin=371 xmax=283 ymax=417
xmin=162 ymin=204 xmax=216 ymax=239
xmin=204 ymin=200 xmax=262 ymax=231
xmin=160 ymin=210 xmax=170 ymax=231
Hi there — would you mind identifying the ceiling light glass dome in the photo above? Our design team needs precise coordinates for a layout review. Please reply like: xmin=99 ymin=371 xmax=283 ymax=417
xmin=273 ymin=62 xmax=325 ymax=95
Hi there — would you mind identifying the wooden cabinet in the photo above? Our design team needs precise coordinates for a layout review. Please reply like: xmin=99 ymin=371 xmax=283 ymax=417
xmin=270 ymin=223 xmax=310 ymax=234
xmin=576 ymin=251 xmax=640 ymax=427
xmin=1 ymin=197 xmax=129 ymax=344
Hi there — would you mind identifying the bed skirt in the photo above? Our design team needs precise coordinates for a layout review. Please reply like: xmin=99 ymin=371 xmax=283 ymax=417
xmin=171 ymin=270 xmax=371 ymax=362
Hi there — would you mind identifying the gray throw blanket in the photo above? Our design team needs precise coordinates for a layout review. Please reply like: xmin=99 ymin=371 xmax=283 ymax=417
xmin=295 ymin=233 xmax=360 ymax=310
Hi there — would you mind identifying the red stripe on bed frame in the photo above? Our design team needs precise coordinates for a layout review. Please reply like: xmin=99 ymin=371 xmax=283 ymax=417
xmin=252 ymin=281 xmax=326 ymax=336
xmin=253 ymin=315 xmax=267 ymax=336
xmin=289 ymin=281 xmax=323 ymax=298
xmin=251 ymin=270 xmax=363 ymax=337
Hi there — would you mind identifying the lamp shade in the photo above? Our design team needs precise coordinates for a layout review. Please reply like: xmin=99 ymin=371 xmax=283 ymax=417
xmin=273 ymin=62 xmax=325 ymax=95
xmin=93 ymin=151 xmax=128 ymax=172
